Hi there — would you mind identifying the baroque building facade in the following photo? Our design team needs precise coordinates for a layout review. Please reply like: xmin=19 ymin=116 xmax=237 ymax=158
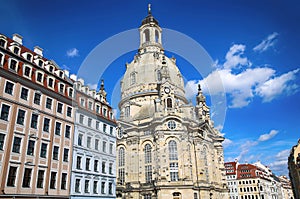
xmin=0 ymin=33 xmax=117 ymax=198
xmin=288 ymin=139 xmax=300 ymax=199
xmin=116 ymin=7 xmax=228 ymax=199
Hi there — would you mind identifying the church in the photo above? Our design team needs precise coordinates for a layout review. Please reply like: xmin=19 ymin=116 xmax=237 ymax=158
xmin=116 ymin=5 xmax=228 ymax=199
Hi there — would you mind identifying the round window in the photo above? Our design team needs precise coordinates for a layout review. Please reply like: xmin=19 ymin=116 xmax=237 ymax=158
xmin=167 ymin=120 xmax=176 ymax=130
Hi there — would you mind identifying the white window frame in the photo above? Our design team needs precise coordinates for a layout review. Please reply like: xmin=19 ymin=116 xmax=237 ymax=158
xmin=58 ymin=82 xmax=65 ymax=94
xmin=47 ymin=76 xmax=55 ymax=89
xmin=8 ymin=58 xmax=18 ymax=72
xmin=4 ymin=80 xmax=15 ymax=95
xmin=0 ymin=37 xmax=7 ymax=49
xmin=0 ymin=52 xmax=4 ymax=66
xmin=23 ymin=64 xmax=32 ymax=79
xmin=35 ymin=71 xmax=44 ymax=84
xmin=20 ymin=86 xmax=29 ymax=101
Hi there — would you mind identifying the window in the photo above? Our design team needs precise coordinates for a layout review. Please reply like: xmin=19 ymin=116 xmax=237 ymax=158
xmin=87 ymin=136 xmax=91 ymax=148
xmin=0 ymin=53 xmax=3 ymax=66
xmin=30 ymin=113 xmax=38 ymax=129
xmin=46 ymin=98 xmax=52 ymax=109
xmin=68 ymin=88 xmax=73 ymax=97
xmin=22 ymin=168 xmax=32 ymax=187
xmin=168 ymin=120 xmax=176 ymax=130
xmin=145 ymin=165 xmax=152 ymax=183
xmin=13 ymin=47 xmax=20 ymax=54
xmin=48 ymin=77 xmax=54 ymax=88
xmin=108 ymin=182 xmax=113 ymax=195
xmin=96 ymin=105 xmax=100 ymax=113
xmin=155 ymin=30 xmax=159 ymax=42
xmin=34 ymin=92 xmax=41 ymax=105
xmin=125 ymin=106 xmax=130 ymax=118
xmin=94 ymin=160 xmax=99 ymax=172
xmin=0 ymin=104 xmax=10 ymax=121
xmin=5 ymin=81 xmax=14 ymax=95
xmin=27 ymin=140 xmax=35 ymax=155
xmin=50 ymin=172 xmax=56 ymax=189
xmin=95 ymin=139 xmax=99 ymax=150
xmin=78 ymin=134 xmax=83 ymax=146
xmin=67 ymin=106 xmax=72 ymax=117
xmin=38 ymin=60 xmax=43 ymax=67
xmin=0 ymin=133 xmax=5 ymax=150
xmin=55 ymin=122 xmax=61 ymax=135
xmin=53 ymin=146 xmax=59 ymax=160
xmin=36 ymin=72 xmax=43 ymax=83
xmin=110 ymin=126 xmax=113 ymax=135
xmin=109 ymin=143 xmax=113 ymax=154
xmin=16 ymin=109 xmax=26 ymax=125
xmin=37 ymin=170 xmax=44 ymax=188
xmin=96 ymin=121 xmax=100 ymax=130
xmin=119 ymin=147 xmax=125 ymax=167
xmin=75 ymin=179 xmax=80 ymax=193
xmin=65 ymin=125 xmax=71 ymax=138
xmin=145 ymin=144 xmax=152 ymax=164
xmin=80 ymin=98 xmax=85 ymax=107
xmin=167 ymin=98 xmax=172 ymax=108
xmin=76 ymin=156 xmax=82 ymax=169
xmin=20 ymin=87 xmax=29 ymax=100
xmin=40 ymin=143 xmax=47 ymax=158
xmin=144 ymin=29 xmax=150 ymax=42
xmin=63 ymin=148 xmax=69 ymax=162
xmin=144 ymin=194 xmax=152 ymax=199
xmin=101 ymin=182 xmax=105 ymax=194
xmin=103 ymin=108 xmax=107 ymax=117
xmin=194 ymin=193 xmax=198 ymax=199
xmin=118 ymin=168 xmax=125 ymax=185
xmin=103 ymin=124 xmax=107 ymax=133
xmin=157 ymin=70 xmax=162 ymax=81
xmin=88 ymin=118 xmax=92 ymax=127
xmin=86 ymin=158 xmax=90 ymax=171
xmin=61 ymin=173 xmax=67 ymax=190
xmin=169 ymin=140 xmax=178 ymax=160
xmin=9 ymin=59 xmax=18 ymax=71
xmin=12 ymin=136 xmax=21 ymax=153
xmin=109 ymin=163 xmax=113 ymax=175
xmin=0 ymin=39 xmax=6 ymax=47
xmin=79 ymin=114 xmax=84 ymax=124
xmin=26 ymin=53 xmax=32 ymax=61
xmin=93 ymin=181 xmax=98 ymax=194
xmin=102 ymin=161 xmax=106 ymax=173
xmin=102 ymin=141 xmax=106 ymax=153
xmin=170 ymin=171 xmax=179 ymax=181
xmin=59 ymin=83 xmax=64 ymax=93
xmin=24 ymin=66 xmax=31 ymax=77
xmin=7 ymin=166 xmax=17 ymax=186
xmin=84 ymin=180 xmax=89 ymax=193
xmin=88 ymin=101 xmax=93 ymax=110
xmin=43 ymin=118 xmax=50 ymax=132
xmin=57 ymin=102 xmax=63 ymax=114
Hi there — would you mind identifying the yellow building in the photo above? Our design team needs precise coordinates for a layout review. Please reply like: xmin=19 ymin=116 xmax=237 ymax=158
xmin=288 ymin=139 xmax=300 ymax=199
xmin=116 ymin=6 xmax=228 ymax=199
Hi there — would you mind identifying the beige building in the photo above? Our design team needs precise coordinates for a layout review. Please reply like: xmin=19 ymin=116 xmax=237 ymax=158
xmin=116 ymin=7 xmax=228 ymax=199
xmin=278 ymin=176 xmax=294 ymax=199
xmin=0 ymin=34 xmax=74 ymax=198
xmin=288 ymin=139 xmax=300 ymax=199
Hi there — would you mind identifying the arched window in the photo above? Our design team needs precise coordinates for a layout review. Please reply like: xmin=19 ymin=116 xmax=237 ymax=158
xmin=130 ymin=72 xmax=136 ymax=85
xmin=118 ymin=147 xmax=125 ymax=167
xmin=157 ymin=70 xmax=161 ymax=81
xmin=167 ymin=98 xmax=172 ymax=108
xmin=144 ymin=29 xmax=150 ymax=42
xmin=173 ymin=192 xmax=181 ymax=199
xmin=169 ymin=141 xmax=178 ymax=160
xmin=155 ymin=30 xmax=159 ymax=43
xmin=144 ymin=144 xmax=152 ymax=164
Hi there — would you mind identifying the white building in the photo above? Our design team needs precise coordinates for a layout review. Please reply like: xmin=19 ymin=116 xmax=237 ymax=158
xmin=71 ymin=79 xmax=117 ymax=199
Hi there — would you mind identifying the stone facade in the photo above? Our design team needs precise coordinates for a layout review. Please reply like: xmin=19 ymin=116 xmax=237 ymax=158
xmin=288 ymin=139 xmax=300 ymax=199
xmin=116 ymin=7 xmax=228 ymax=199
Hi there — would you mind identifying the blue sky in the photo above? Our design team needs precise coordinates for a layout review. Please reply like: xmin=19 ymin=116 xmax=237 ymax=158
xmin=1 ymin=0 xmax=300 ymax=176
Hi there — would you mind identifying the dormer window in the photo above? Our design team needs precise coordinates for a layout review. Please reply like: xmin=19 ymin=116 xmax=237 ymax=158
xmin=38 ymin=60 xmax=43 ymax=67
xmin=9 ymin=59 xmax=18 ymax=72
xmin=59 ymin=71 xmax=64 ymax=78
xmin=49 ymin=65 xmax=54 ymax=73
xmin=0 ymin=39 xmax=6 ymax=48
xmin=26 ymin=54 xmax=32 ymax=61
xmin=13 ymin=47 xmax=20 ymax=55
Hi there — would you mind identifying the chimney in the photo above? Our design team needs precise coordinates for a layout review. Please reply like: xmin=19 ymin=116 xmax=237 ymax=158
xmin=70 ymin=74 xmax=77 ymax=81
xmin=64 ymin=70 xmax=70 ymax=77
xmin=78 ymin=78 xmax=84 ymax=85
xmin=34 ymin=46 xmax=43 ymax=56
xmin=12 ymin=33 xmax=23 ymax=45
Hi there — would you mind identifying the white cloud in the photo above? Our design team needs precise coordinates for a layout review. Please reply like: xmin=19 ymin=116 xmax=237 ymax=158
xmin=185 ymin=43 xmax=299 ymax=108
xmin=256 ymin=69 xmax=299 ymax=102
xmin=224 ymin=44 xmax=251 ymax=69
xmin=66 ymin=48 xmax=79 ymax=57
xmin=235 ymin=140 xmax=258 ymax=161
xmin=258 ymin=130 xmax=279 ymax=141
xmin=253 ymin=32 xmax=279 ymax=53
xmin=222 ymin=138 xmax=233 ymax=148
xmin=269 ymin=149 xmax=290 ymax=175
xmin=275 ymin=149 xmax=290 ymax=160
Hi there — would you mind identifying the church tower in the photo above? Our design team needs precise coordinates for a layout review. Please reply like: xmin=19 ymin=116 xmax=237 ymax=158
xmin=116 ymin=5 xmax=228 ymax=199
